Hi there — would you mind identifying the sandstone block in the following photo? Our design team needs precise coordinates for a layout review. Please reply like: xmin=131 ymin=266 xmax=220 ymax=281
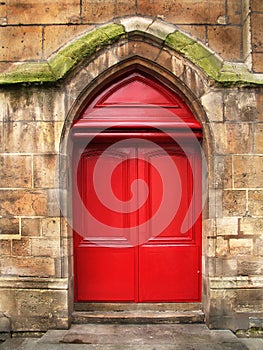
xmin=179 ymin=66 xmax=205 ymax=98
xmin=212 ymin=155 xmax=232 ymax=189
xmin=216 ymin=236 xmax=229 ymax=256
xmin=3 ymin=121 xmax=63 ymax=153
xmin=137 ymin=0 xmax=225 ymax=24
xmin=216 ymin=217 xmax=238 ymax=236
xmin=208 ymin=26 xmax=242 ymax=60
xmin=0 ymin=26 xmax=42 ymax=61
xmin=33 ymin=154 xmax=57 ymax=188
xmin=0 ymin=155 xmax=32 ymax=188
xmin=0 ymin=1 xmax=6 ymax=17
xmin=31 ymin=237 xmax=60 ymax=257
xmin=82 ymin=0 xmax=136 ymax=23
xmin=203 ymin=218 xmax=216 ymax=237
xmin=248 ymin=190 xmax=263 ymax=216
xmin=240 ymin=217 xmax=263 ymax=236
xmin=251 ymin=13 xmax=263 ymax=52
xmin=234 ymin=289 xmax=263 ymax=313
xmin=223 ymin=156 xmax=233 ymax=188
xmin=0 ymin=217 xmax=19 ymax=235
xmin=226 ymin=123 xmax=252 ymax=154
xmin=7 ymin=0 xmax=80 ymax=25
xmin=204 ymin=237 xmax=216 ymax=257
xmin=251 ymin=0 xmax=263 ymax=12
xmin=177 ymin=25 xmax=206 ymax=43
xmin=0 ymin=313 xmax=11 ymax=333
xmin=223 ymin=190 xmax=246 ymax=216
xmin=229 ymin=238 xmax=253 ymax=255
xmin=221 ymin=258 xmax=238 ymax=276
xmin=237 ymin=258 xmax=263 ymax=275
xmin=155 ymin=50 xmax=176 ymax=78
xmin=252 ymin=53 xmax=263 ymax=73
xmin=233 ymin=155 xmax=263 ymax=188
xmin=41 ymin=217 xmax=60 ymax=237
xmin=255 ymin=92 xmax=263 ymax=121
xmin=0 ymin=240 xmax=11 ymax=256
xmin=44 ymin=24 xmax=93 ymax=58
xmin=62 ymin=237 xmax=73 ymax=258
xmin=255 ymin=237 xmax=263 ymax=256
xmin=21 ymin=218 xmax=41 ymax=237
xmin=2 ymin=87 xmax=66 ymax=122
xmin=0 ymin=287 xmax=69 ymax=331
xmin=47 ymin=189 xmax=61 ymax=217
xmin=224 ymin=92 xmax=257 ymax=122
xmin=201 ymin=92 xmax=223 ymax=122
xmin=12 ymin=237 xmax=31 ymax=256
xmin=210 ymin=123 xmax=226 ymax=154
xmin=0 ymin=190 xmax=47 ymax=216
xmin=61 ymin=216 xmax=70 ymax=238
xmin=228 ymin=0 xmax=242 ymax=24
xmin=254 ymin=124 xmax=263 ymax=153
xmin=127 ymin=41 xmax=161 ymax=62
xmin=208 ymin=189 xmax=223 ymax=218
xmin=0 ymin=257 xmax=55 ymax=277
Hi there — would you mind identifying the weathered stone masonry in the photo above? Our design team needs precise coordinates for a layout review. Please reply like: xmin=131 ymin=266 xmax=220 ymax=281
xmin=0 ymin=0 xmax=262 ymax=335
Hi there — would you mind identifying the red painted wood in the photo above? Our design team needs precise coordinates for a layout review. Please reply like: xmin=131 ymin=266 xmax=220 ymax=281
xmin=73 ymin=72 xmax=202 ymax=302
xmin=72 ymin=73 xmax=202 ymax=133
xmin=138 ymin=146 xmax=202 ymax=301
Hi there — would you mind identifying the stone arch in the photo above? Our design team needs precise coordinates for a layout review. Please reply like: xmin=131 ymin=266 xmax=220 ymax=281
xmin=0 ymin=16 xmax=260 ymax=86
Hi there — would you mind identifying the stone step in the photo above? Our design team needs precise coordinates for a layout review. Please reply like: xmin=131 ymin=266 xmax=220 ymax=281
xmin=74 ymin=302 xmax=203 ymax=312
xmin=72 ymin=310 xmax=205 ymax=325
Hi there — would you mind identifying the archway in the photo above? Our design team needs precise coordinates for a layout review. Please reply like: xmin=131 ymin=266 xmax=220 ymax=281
xmin=70 ymin=70 xmax=203 ymax=303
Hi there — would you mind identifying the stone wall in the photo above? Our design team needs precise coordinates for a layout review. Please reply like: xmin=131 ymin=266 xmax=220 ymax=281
xmin=0 ymin=0 xmax=262 ymax=72
xmin=0 ymin=0 xmax=262 ymax=334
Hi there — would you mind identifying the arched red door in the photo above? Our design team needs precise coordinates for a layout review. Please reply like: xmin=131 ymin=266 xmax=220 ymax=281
xmin=72 ymin=72 xmax=202 ymax=302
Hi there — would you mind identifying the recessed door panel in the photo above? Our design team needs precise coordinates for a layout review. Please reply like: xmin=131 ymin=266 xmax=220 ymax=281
xmin=76 ymin=246 xmax=136 ymax=301
xmin=139 ymin=245 xmax=200 ymax=301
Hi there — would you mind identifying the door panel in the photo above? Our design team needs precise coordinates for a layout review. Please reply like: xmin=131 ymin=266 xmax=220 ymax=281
xmin=73 ymin=142 xmax=201 ymax=302
xmin=76 ymin=246 xmax=136 ymax=301
xmin=74 ymin=145 xmax=138 ymax=301
xmin=139 ymin=246 xmax=200 ymax=301
xmin=138 ymin=146 xmax=201 ymax=301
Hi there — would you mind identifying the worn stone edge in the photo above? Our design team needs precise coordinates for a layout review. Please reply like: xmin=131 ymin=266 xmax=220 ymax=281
xmin=209 ymin=276 xmax=263 ymax=289
xmin=165 ymin=31 xmax=263 ymax=86
xmin=0 ymin=21 xmax=262 ymax=86
xmin=0 ymin=277 xmax=69 ymax=289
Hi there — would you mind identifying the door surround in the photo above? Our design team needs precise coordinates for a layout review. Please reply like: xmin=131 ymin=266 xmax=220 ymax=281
xmin=70 ymin=69 xmax=204 ymax=303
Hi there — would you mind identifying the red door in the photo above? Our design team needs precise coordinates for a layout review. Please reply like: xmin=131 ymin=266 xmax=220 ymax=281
xmin=72 ymin=72 xmax=202 ymax=303
xmin=73 ymin=139 xmax=202 ymax=302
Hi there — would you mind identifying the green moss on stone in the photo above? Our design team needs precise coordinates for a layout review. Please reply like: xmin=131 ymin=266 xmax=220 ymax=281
xmin=49 ymin=54 xmax=77 ymax=80
xmin=0 ymin=23 xmax=262 ymax=87
xmin=165 ymin=31 xmax=222 ymax=80
xmin=198 ymin=55 xmax=222 ymax=80
xmin=50 ymin=23 xmax=125 ymax=80
xmin=165 ymin=31 xmax=195 ymax=52
xmin=0 ymin=62 xmax=56 ymax=84
xmin=0 ymin=23 xmax=125 ymax=84
xmin=219 ymin=62 xmax=263 ymax=86
xmin=165 ymin=30 xmax=263 ymax=86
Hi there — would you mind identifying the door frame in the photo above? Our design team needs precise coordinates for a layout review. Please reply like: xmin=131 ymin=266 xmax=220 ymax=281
xmin=70 ymin=70 xmax=204 ymax=304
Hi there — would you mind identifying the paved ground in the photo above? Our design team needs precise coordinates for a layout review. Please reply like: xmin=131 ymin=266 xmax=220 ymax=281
xmin=1 ymin=324 xmax=263 ymax=350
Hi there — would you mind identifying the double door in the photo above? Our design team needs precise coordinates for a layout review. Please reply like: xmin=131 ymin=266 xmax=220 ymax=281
xmin=73 ymin=139 xmax=201 ymax=302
